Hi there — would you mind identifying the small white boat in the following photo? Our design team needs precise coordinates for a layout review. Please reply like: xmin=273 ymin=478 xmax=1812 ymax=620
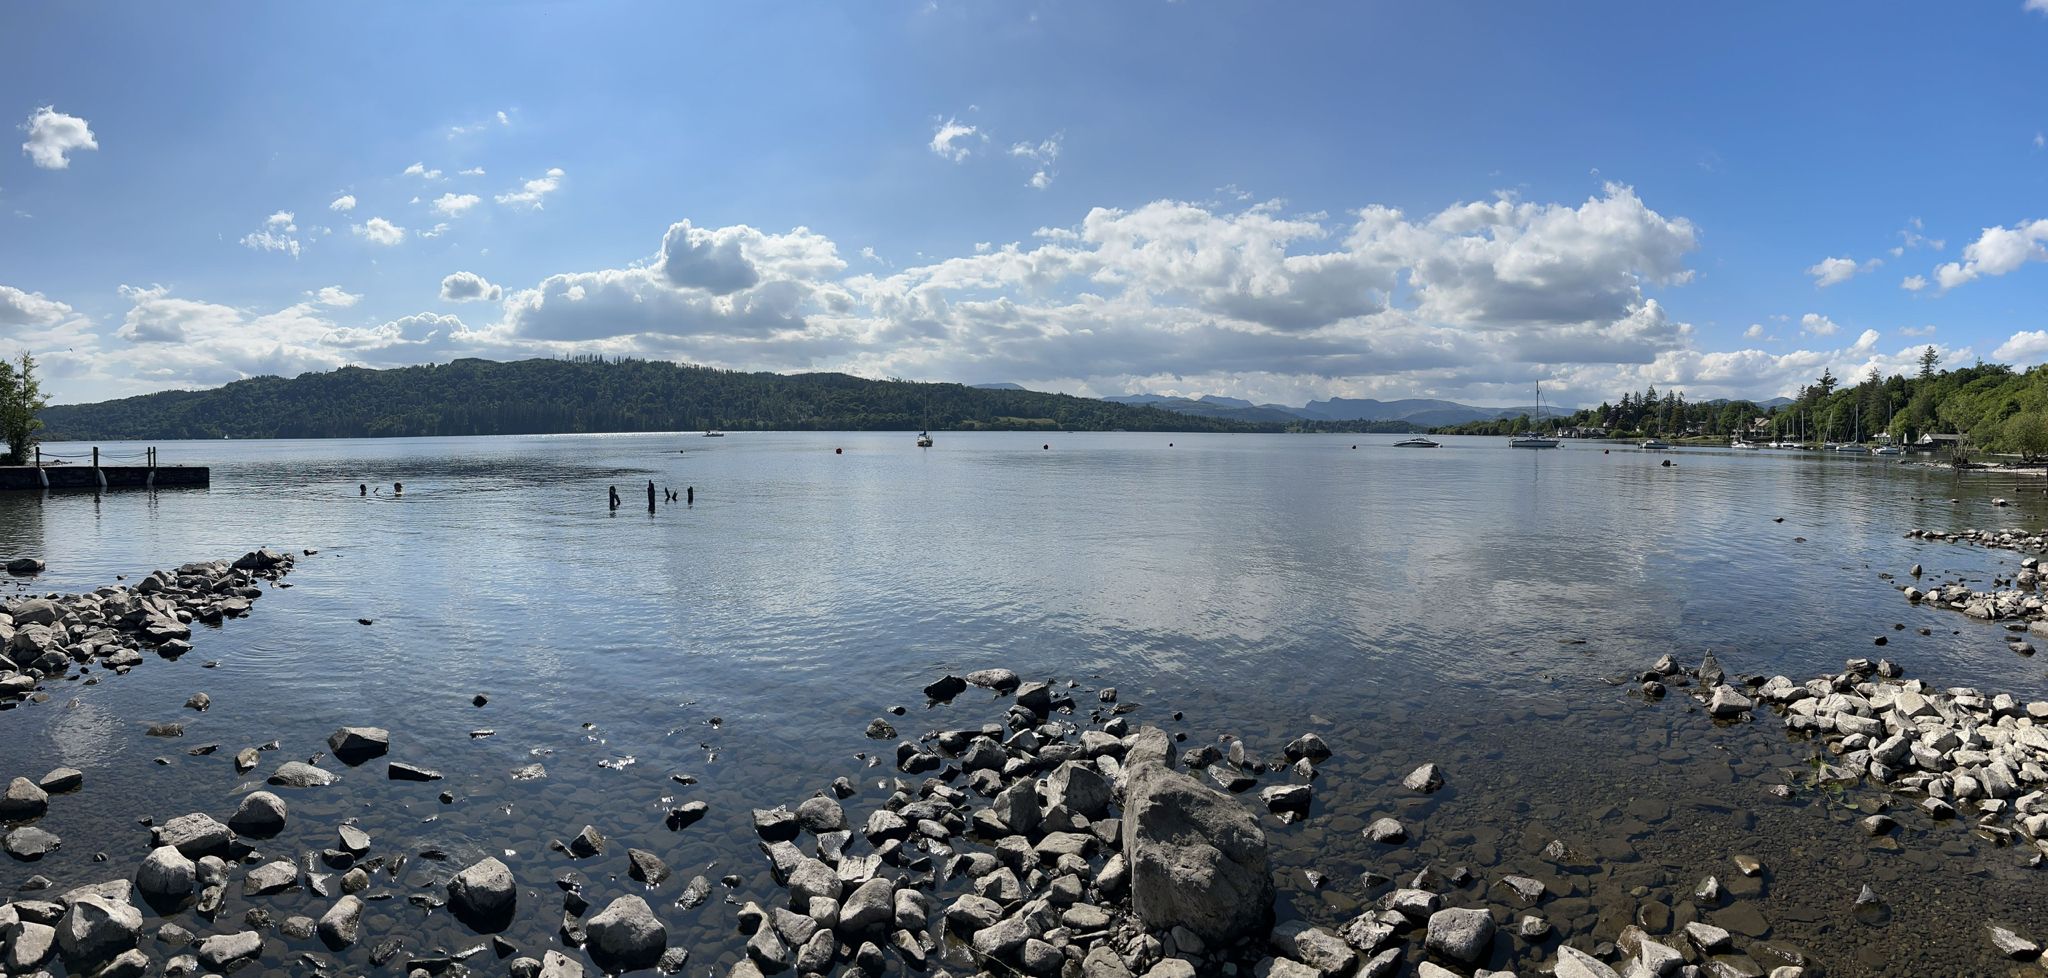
xmin=1639 ymin=438 xmax=1673 ymax=450
xmin=1392 ymin=436 xmax=1440 ymax=448
xmin=916 ymin=431 xmax=934 ymax=448
xmin=1835 ymin=444 xmax=1871 ymax=455
xmin=703 ymin=430 xmax=725 ymax=438
xmin=1509 ymin=384 xmax=1562 ymax=449
xmin=1730 ymin=439 xmax=1760 ymax=450
xmin=1874 ymin=445 xmax=1904 ymax=456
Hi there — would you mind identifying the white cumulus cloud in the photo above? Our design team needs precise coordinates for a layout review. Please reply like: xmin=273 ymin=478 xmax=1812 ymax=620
xmin=403 ymin=162 xmax=444 ymax=180
xmin=495 ymin=168 xmax=564 ymax=209
xmin=1930 ymin=220 xmax=2048 ymax=291
xmin=18 ymin=106 xmax=97 ymax=169
xmin=329 ymin=194 xmax=357 ymax=212
xmin=352 ymin=217 xmax=406 ymax=246
xmin=239 ymin=211 xmax=303 ymax=257
xmin=929 ymin=117 xmax=980 ymax=162
xmin=439 ymin=271 xmax=503 ymax=302
xmin=1806 ymin=255 xmax=1878 ymax=287
xmin=1799 ymin=313 xmax=1840 ymax=336
xmin=433 ymin=193 xmax=481 ymax=217
xmin=1011 ymin=133 xmax=1062 ymax=189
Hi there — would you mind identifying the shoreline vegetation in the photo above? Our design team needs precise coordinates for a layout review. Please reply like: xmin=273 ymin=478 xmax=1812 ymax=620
xmin=1433 ymin=351 xmax=2048 ymax=464
xmin=32 ymin=358 xmax=1420 ymax=442
xmin=9 ymin=529 xmax=2048 ymax=975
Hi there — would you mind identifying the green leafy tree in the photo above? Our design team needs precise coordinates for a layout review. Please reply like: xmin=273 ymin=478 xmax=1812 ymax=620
xmin=2003 ymin=412 xmax=2048 ymax=463
xmin=0 ymin=353 xmax=46 ymax=465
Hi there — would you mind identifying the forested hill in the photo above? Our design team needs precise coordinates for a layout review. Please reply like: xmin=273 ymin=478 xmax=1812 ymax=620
xmin=36 ymin=358 xmax=1284 ymax=440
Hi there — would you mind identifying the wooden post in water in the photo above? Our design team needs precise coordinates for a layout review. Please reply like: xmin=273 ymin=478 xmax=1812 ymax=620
xmin=34 ymin=446 xmax=45 ymax=489
xmin=93 ymin=446 xmax=107 ymax=490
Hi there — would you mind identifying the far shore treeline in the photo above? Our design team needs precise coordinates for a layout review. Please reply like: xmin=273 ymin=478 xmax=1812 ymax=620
xmin=1437 ymin=348 xmax=2048 ymax=460
xmin=34 ymin=356 xmax=1418 ymax=441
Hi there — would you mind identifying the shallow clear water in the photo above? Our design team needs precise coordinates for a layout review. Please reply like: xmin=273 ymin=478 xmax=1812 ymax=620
xmin=3 ymin=432 xmax=2045 ymax=977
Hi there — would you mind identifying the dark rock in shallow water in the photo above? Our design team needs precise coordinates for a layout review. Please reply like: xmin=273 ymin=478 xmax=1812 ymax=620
xmin=567 ymin=825 xmax=606 ymax=858
xmin=4 ymin=826 xmax=60 ymax=860
xmin=924 ymin=675 xmax=967 ymax=701
xmin=628 ymin=848 xmax=671 ymax=886
xmin=388 ymin=762 xmax=442 ymax=782
xmin=0 ymin=776 xmax=49 ymax=819
xmin=327 ymin=726 xmax=390 ymax=764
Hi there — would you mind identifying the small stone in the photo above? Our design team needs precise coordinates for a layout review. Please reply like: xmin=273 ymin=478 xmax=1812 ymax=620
xmin=1364 ymin=817 xmax=1406 ymax=843
xmin=1401 ymin=763 xmax=1444 ymax=793
xmin=629 ymin=848 xmax=671 ymax=885
xmin=197 ymin=930 xmax=263 ymax=969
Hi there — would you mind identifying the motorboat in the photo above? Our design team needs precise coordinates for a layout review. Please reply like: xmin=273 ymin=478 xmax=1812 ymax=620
xmin=1639 ymin=438 xmax=1673 ymax=450
xmin=1873 ymin=444 xmax=1904 ymax=456
xmin=1392 ymin=436 xmax=1440 ymax=448
xmin=1836 ymin=444 xmax=1872 ymax=455
xmin=1730 ymin=439 xmax=1760 ymax=450
xmin=703 ymin=430 xmax=725 ymax=437
xmin=916 ymin=431 xmax=934 ymax=448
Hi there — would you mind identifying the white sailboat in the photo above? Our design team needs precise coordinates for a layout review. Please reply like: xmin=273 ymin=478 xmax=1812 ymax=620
xmin=1509 ymin=384 xmax=1561 ymax=449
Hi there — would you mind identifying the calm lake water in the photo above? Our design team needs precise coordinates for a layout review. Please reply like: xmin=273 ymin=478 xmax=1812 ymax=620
xmin=3 ymin=432 xmax=2046 ymax=977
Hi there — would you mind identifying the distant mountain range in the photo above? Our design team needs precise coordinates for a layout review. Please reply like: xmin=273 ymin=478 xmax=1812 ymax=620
xmin=1092 ymin=392 xmax=1797 ymax=426
xmin=1102 ymin=393 xmax=1547 ymax=427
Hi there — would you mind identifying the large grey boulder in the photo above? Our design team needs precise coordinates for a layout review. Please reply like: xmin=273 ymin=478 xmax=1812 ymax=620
xmin=448 ymin=856 xmax=517 ymax=931
xmin=157 ymin=813 xmax=232 ymax=857
xmin=228 ymin=791 xmax=288 ymax=836
xmin=586 ymin=895 xmax=667 ymax=971
xmin=136 ymin=846 xmax=196 ymax=900
xmin=1424 ymin=907 xmax=1494 ymax=964
xmin=1121 ymin=758 xmax=1273 ymax=946
xmin=0 ymin=776 xmax=49 ymax=819
xmin=56 ymin=893 xmax=143 ymax=968
xmin=839 ymin=878 xmax=895 ymax=936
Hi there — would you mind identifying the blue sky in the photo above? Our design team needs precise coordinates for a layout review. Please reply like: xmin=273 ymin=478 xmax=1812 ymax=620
xmin=5 ymin=1 xmax=2048 ymax=407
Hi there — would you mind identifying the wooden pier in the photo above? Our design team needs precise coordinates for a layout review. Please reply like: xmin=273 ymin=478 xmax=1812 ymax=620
xmin=0 ymin=447 xmax=210 ymax=491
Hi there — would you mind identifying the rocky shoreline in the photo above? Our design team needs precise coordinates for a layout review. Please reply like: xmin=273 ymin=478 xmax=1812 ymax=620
xmin=0 ymin=549 xmax=297 ymax=704
xmin=18 ymin=545 xmax=2048 ymax=978
xmin=1644 ymin=648 xmax=2048 ymax=970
